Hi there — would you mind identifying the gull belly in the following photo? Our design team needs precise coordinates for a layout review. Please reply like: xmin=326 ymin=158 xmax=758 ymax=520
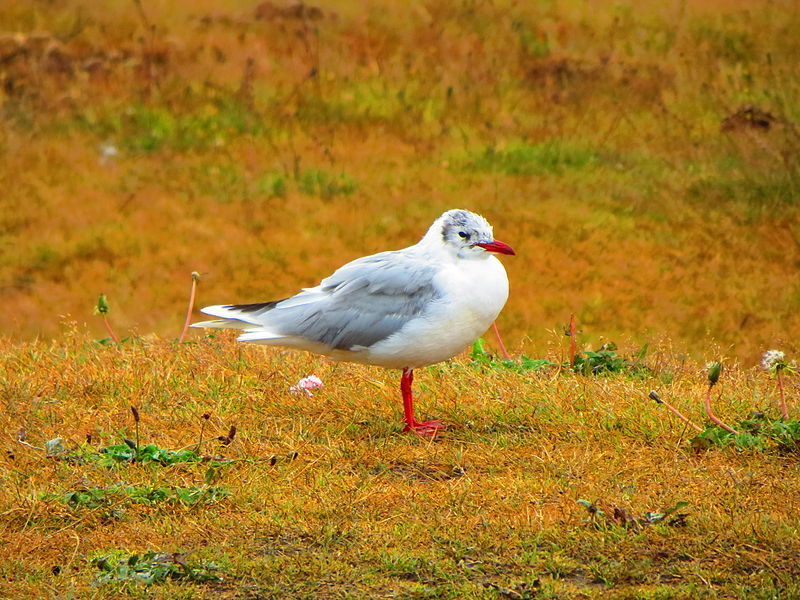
xmin=363 ymin=254 xmax=509 ymax=369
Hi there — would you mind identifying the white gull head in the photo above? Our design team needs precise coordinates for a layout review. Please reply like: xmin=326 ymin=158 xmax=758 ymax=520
xmin=419 ymin=209 xmax=516 ymax=260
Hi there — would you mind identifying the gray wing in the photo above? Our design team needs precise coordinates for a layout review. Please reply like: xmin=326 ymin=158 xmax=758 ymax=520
xmin=235 ymin=250 xmax=440 ymax=350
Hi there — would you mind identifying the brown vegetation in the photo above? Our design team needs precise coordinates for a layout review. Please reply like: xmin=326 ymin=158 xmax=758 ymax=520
xmin=1 ymin=2 xmax=800 ymax=597
xmin=0 ymin=0 xmax=797 ymax=362
xmin=1 ymin=333 xmax=799 ymax=598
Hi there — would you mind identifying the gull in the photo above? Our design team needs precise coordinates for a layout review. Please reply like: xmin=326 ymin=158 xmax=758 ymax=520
xmin=192 ymin=209 xmax=515 ymax=435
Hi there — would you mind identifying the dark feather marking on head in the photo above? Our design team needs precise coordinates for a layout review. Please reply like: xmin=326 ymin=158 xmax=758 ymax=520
xmin=440 ymin=209 xmax=473 ymax=241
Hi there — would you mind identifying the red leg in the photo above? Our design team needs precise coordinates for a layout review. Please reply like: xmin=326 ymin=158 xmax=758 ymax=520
xmin=401 ymin=368 xmax=415 ymax=428
xmin=492 ymin=321 xmax=511 ymax=360
xmin=400 ymin=368 xmax=447 ymax=436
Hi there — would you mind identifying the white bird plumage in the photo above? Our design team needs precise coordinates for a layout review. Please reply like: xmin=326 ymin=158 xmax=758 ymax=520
xmin=192 ymin=208 xmax=515 ymax=434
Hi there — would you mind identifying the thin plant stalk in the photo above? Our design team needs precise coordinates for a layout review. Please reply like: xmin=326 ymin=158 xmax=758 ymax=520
xmin=178 ymin=272 xmax=200 ymax=343
xmin=95 ymin=294 xmax=120 ymax=343
xmin=197 ymin=421 xmax=206 ymax=454
xmin=777 ymin=369 xmax=789 ymax=420
xmin=131 ymin=406 xmax=140 ymax=460
xmin=569 ymin=313 xmax=577 ymax=369
xmin=196 ymin=412 xmax=211 ymax=454
xmin=704 ymin=386 xmax=740 ymax=435
xmin=491 ymin=322 xmax=511 ymax=360
xmin=103 ymin=316 xmax=120 ymax=344
xmin=648 ymin=391 xmax=703 ymax=432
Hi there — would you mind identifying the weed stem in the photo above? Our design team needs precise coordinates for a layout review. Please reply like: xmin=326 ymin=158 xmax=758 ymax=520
xmin=777 ymin=370 xmax=789 ymax=420
xmin=131 ymin=406 xmax=140 ymax=459
xmin=178 ymin=272 xmax=200 ymax=343
xmin=103 ymin=316 xmax=120 ymax=344
xmin=196 ymin=416 xmax=208 ymax=454
xmin=569 ymin=313 xmax=577 ymax=369
xmin=704 ymin=386 xmax=740 ymax=435
xmin=648 ymin=391 xmax=703 ymax=432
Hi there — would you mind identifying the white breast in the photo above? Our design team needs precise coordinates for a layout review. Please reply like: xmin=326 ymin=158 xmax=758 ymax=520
xmin=362 ymin=255 xmax=509 ymax=369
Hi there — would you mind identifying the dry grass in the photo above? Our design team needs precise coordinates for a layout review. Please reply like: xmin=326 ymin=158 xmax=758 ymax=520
xmin=0 ymin=0 xmax=798 ymax=362
xmin=2 ymin=1 xmax=800 ymax=598
xmin=1 ymin=331 xmax=799 ymax=599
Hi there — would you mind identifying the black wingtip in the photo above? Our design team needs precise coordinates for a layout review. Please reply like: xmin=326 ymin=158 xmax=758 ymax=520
xmin=226 ymin=299 xmax=286 ymax=313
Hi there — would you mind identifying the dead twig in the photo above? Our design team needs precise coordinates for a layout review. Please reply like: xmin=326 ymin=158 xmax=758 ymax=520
xmin=178 ymin=272 xmax=200 ymax=343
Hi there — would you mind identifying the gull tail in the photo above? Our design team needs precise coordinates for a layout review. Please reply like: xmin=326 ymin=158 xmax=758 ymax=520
xmin=191 ymin=303 xmax=285 ymax=343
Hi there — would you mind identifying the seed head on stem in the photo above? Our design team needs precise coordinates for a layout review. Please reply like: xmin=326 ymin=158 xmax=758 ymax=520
xmin=761 ymin=350 xmax=792 ymax=420
xmin=94 ymin=294 xmax=120 ymax=344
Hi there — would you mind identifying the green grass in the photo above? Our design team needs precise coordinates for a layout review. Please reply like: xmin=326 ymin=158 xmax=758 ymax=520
xmin=298 ymin=168 xmax=359 ymax=197
xmin=44 ymin=483 xmax=230 ymax=510
xmin=461 ymin=141 xmax=601 ymax=176
xmin=91 ymin=550 xmax=224 ymax=586
xmin=75 ymin=100 xmax=265 ymax=154
xmin=687 ymin=171 xmax=800 ymax=214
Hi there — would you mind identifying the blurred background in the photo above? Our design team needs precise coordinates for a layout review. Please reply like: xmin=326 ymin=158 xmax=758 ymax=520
xmin=0 ymin=0 xmax=798 ymax=363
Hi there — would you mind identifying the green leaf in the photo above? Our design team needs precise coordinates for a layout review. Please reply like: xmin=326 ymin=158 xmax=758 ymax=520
xmin=204 ymin=467 xmax=218 ymax=485
xmin=471 ymin=338 xmax=489 ymax=361
xmin=91 ymin=550 xmax=223 ymax=585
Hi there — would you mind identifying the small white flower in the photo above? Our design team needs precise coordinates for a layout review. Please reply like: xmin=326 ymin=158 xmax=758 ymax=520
xmin=290 ymin=375 xmax=323 ymax=396
xmin=100 ymin=142 xmax=117 ymax=157
xmin=98 ymin=142 xmax=119 ymax=165
xmin=761 ymin=350 xmax=786 ymax=372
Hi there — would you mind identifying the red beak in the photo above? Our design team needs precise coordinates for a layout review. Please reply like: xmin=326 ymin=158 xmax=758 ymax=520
xmin=475 ymin=240 xmax=516 ymax=256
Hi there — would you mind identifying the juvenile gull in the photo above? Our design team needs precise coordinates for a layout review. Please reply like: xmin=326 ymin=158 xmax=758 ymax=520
xmin=192 ymin=209 xmax=515 ymax=435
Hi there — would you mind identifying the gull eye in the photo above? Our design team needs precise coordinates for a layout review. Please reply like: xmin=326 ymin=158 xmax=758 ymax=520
xmin=458 ymin=231 xmax=470 ymax=240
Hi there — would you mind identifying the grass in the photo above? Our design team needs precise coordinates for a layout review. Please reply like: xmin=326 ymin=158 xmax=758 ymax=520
xmin=44 ymin=482 xmax=231 ymax=510
xmin=1 ymin=332 xmax=799 ymax=599
xmin=1 ymin=0 xmax=800 ymax=597
xmin=0 ymin=0 xmax=798 ymax=362
xmin=91 ymin=550 xmax=224 ymax=586
xmin=460 ymin=141 xmax=601 ymax=176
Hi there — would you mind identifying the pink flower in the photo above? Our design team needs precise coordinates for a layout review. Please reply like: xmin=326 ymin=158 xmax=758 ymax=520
xmin=290 ymin=376 xmax=323 ymax=396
